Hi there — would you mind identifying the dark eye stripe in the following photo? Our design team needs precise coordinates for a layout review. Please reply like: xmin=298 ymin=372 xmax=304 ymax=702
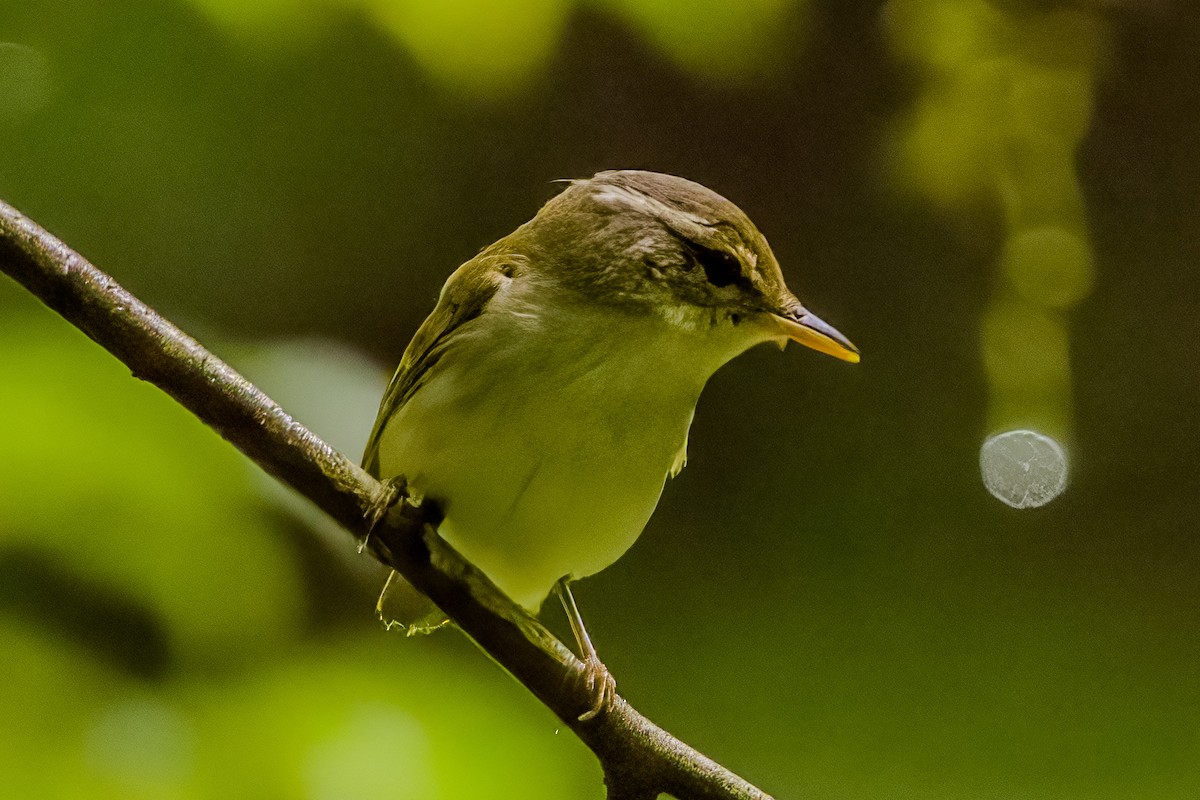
xmin=692 ymin=244 xmax=743 ymax=288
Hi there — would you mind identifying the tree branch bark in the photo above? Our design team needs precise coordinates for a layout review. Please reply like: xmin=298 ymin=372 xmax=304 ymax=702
xmin=0 ymin=199 xmax=775 ymax=800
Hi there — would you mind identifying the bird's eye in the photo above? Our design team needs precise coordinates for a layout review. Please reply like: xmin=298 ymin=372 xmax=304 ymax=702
xmin=692 ymin=245 xmax=743 ymax=288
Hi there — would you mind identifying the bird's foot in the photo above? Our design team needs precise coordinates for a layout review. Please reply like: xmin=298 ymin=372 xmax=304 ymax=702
xmin=576 ymin=654 xmax=617 ymax=722
xmin=359 ymin=475 xmax=407 ymax=554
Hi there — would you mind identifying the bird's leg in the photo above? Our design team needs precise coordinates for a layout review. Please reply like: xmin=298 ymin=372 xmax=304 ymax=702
xmin=555 ymin=578 xmax=616 ymax=721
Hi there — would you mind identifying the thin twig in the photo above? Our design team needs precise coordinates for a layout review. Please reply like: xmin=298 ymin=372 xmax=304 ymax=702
xmin=0 ymin=199 xmax=775 ymax=800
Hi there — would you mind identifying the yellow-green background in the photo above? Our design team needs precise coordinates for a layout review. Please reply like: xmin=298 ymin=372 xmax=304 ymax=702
xmin=2 ymin=1 xmax=1197 ymax=797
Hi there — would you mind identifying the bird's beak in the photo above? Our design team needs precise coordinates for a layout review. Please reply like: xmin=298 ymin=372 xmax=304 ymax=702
xmin=771 ymin=309 xmax=860 ymax=363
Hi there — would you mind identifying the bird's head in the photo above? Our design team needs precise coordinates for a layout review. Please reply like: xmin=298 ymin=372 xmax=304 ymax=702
xmin=499 ymin=169 xmax=858 ymax=363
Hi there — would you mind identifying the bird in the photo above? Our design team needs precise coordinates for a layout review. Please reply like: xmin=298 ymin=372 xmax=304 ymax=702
xmin=361 ymin=169 xmax=857 ymax=719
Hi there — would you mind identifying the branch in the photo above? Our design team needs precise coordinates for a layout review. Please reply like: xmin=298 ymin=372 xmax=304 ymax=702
xmin=0 ymin=199 xmax=775 ymax=800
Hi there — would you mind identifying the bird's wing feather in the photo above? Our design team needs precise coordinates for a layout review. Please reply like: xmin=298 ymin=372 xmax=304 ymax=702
xmin=669 ymin=437 xmax=688 ymax=479
xmin=361 ymin=254 xmax=513 ymax=474
xmin=668 ymin=409 xmax=694 ymax=479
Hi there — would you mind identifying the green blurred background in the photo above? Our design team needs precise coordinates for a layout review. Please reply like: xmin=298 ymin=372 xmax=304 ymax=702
xmin=2 ymin=0 xmax=1198 ymax=797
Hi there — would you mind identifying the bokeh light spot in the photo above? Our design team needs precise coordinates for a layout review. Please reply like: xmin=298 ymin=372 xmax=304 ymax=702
xmin=982 ymin=299 xmax=1071 ymax=394
xmin=304 ymin=704 xmax=434 ymax=800
xmin=1003 ymin=226 xmax=1094 ymax=309
xmin=597 ymin=0 xmax=799 ymax=80
xmin=883 ymin=0 xmax=1004 ymax=69
xmin=363 ymin=0 xmax=571 ymax=96
xmin=1008 ymin=68 xmax=1093 ymax=141
xmin=980 ymin=429 xmax=1068 ymax=508
xmin=85 ymin=696 xmax=195 ymax=791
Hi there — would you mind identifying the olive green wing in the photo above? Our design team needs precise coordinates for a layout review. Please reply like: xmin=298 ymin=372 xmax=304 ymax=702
xmin=361 ymin=253 xmax=515 ymax=474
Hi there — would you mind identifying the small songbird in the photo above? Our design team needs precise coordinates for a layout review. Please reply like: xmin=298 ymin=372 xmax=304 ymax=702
xmin=362 ymin=170 xmax=857 ymax=718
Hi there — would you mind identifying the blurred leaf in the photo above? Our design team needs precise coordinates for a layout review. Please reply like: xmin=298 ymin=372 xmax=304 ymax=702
xmin=227 ymin=337 xmax=390 ymax=577
xmin=884 ymin=0 xmax=1007 ymax=69
xmin=362 ymin=0 xmax=573 ymax=97
xmin=227 ymin=338 xmax=385 ymax=461
xmin=595 ymin=0 xmax=801 ymax=80
xmin=1 ymin=618 xmax=600 ymax=798
xmin=175 ymin=0 xmax=803 ymax=94
xmin=185 ymin=638 xmax=601 ymax=799
xmin=184 ymin=0 xmax=331 ymax=46
xmin=0 ymin=307 xmax=305 ymax=668
xmin=0 ymin=621 xmax=102 ymax=795
xmin=0 ymin=619 xmax=184 ymax=800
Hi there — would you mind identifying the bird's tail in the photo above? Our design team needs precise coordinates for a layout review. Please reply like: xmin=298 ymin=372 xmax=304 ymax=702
xmin=377 ymin=570 xmax=449 ymax=635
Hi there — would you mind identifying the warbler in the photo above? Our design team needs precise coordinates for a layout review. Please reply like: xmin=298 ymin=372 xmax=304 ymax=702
xmin=362 ymin=170 xmax=857 ymax=718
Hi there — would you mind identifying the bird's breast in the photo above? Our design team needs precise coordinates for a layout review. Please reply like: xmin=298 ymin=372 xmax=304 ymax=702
xmin=375 ymin=308 xmax=708 ymax=609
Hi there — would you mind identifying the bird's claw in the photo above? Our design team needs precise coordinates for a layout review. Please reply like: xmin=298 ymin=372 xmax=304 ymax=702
xmin=360 ymin=475 xmax=407 ymax=553
xmin=577 ymin=655 xmax=616 ymax=722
